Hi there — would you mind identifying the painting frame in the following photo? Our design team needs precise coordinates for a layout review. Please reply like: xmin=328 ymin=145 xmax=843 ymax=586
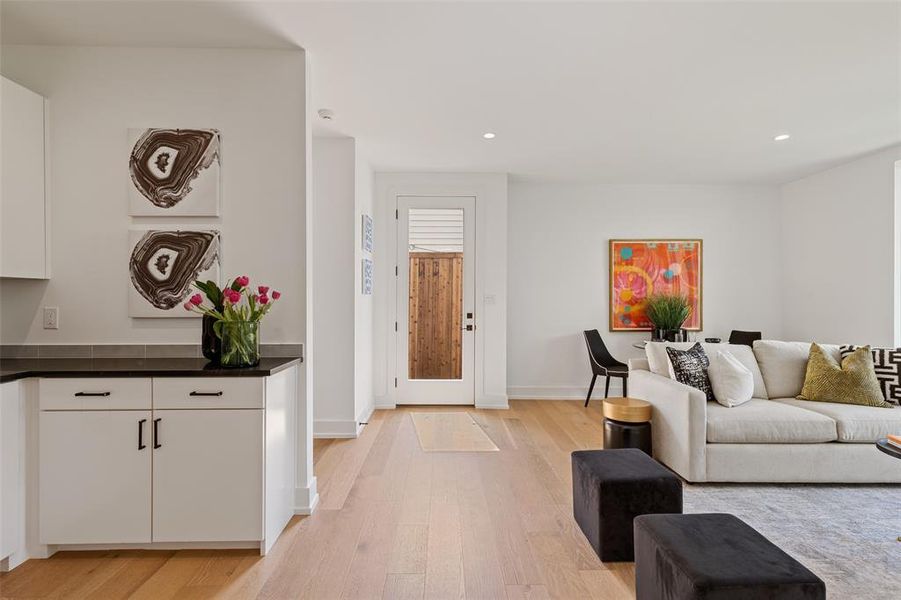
xmin=609 ymin=238 xmax=703 ymax=332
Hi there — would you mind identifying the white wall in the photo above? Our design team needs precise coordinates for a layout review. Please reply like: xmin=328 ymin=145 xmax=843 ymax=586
xmin=0 ymin=46 xmax=307 ymax=345
xmin=780 ymin=145 xmax=901 ymax=346
xmin=374 ymin=173 xmax=508 ymax=408
xmin=507 ymin=183 xmax=783 ymax=399
xmin=311 ymin=136 xmax=374 ymax=437
xmin=312 ymin=138 xmax=356 ymax=436
xmin=354 ymin=148 xmax=374 ymax=425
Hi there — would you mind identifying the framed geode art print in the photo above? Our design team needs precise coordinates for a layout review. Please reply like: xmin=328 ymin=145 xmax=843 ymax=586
xmin=128 ymin=128 xmax=221 ymax=216
xmin=128 ymin=229 xmax=221 ymax=317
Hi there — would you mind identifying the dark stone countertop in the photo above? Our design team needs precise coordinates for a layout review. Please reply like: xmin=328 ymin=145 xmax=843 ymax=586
xmin=0 ymin=356 xmax=302 ymax=383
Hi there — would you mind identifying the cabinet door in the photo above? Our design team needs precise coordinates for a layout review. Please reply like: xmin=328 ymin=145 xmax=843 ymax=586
xmin=152 ymin=409 xmax=263 ymax=542
xmin=0 ymin=382 xmax=22 ymax=559
xmin=1 ymin=76 xmax=47 ymax=279
xmin=40 ymin=411 xmax=152 ymax=544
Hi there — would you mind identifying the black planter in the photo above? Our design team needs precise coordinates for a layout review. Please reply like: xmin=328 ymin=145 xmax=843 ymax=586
xmin=652 ymin=327 xmax=689 ymax=342
xmin=201 ymin=314 xmax=221 ymax=364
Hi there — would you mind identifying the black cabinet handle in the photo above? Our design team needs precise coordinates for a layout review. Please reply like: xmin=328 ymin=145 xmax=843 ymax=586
xmin=189 ymin=391 xmax=223 ymax=397
xmin=138 ymin=419 xmax=147 ymax=450
xmin=153 ymin=418 xmax=162 ymax=449
xmin=75 ymin=391 xmax=111 ymax=397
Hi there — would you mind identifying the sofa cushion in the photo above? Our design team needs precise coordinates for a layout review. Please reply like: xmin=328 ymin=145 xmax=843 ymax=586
xmin=646 ymin=342 xmax=768 ymax=399
xmin=840 ymin=345 xmax=901 ymax=405
xmin=666 ymin=343 xmax=714 ymax=401
xmin=774 ymin=398 xmax=901 ymax=443
xmin=706 ymin=399 xmax=837 ymax=444
xmin=798 ymin=344 xmax=892 ymax=408
xmin=707 ymin=350 xmax=754 ymax=407
xmin=752 ymin=340 xmax=842 ymax=399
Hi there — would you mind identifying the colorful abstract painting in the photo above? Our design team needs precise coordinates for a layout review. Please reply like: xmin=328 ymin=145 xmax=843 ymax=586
xmin=609 ymin=239 xmax=702 ymax=331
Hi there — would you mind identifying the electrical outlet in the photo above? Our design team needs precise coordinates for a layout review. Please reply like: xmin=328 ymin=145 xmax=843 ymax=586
xmin=43 ymin=307 xmax=59 ymax=330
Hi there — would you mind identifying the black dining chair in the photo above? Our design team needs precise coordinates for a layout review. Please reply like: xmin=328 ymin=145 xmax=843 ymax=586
xmin=728 ymin=330 xmax=762 ymax=347
xmin=583 ymin=329 xmax=629 ymax=407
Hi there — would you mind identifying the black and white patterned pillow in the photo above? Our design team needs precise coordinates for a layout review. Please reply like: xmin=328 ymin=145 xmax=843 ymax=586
xmin=839 ymin=345 xmax=900 ymax=405
xmin=666 ymin=343 xmax=715 ymax=401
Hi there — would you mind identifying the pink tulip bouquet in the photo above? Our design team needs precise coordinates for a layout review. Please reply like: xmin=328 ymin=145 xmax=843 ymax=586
xmin=184 ymin=276 xmax=282 ymax=367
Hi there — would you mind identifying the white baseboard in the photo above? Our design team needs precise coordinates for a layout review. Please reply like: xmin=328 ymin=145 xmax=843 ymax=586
xmin=507 ymin=382 xmax=625 ymax=400
xmin=314 ymin=419 xmax=360 ymax=439
xmin=476 ymin=394 xmax=509 ymax=409
xmin=355 ymin=403 xmax=374 ymax=435
xmin=294 ymin=477 xmax=319 ymax=515
xmin=374 ymin=394 xmax=395 ymax=409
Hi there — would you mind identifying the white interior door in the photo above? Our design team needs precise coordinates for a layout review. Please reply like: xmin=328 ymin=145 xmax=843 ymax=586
xmin=396 ymin=196 xmax=475 ymax=405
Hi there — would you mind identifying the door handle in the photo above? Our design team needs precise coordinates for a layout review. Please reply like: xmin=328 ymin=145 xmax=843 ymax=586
xmin=75 ymin=391 xmax=111 ymax=397
xmin=153 ymin=418 xmax=162 ymax=449
xmin=189 ymin=391 xmax=223 ymax=396
xmin=138 ymin=418 xmax=147 ymax=450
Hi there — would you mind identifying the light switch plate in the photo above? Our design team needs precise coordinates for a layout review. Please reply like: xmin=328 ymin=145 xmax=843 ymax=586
xmin=43 ymin=307 xmax=59 ymax=329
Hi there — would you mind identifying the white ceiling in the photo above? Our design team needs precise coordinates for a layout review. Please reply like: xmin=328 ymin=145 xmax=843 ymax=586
xmin=2 ymin=1 xmax=900 ymax=184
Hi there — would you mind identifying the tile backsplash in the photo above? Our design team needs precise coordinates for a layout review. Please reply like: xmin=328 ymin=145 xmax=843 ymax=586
xmin=0 ymin=343 xmax=303 ymax=360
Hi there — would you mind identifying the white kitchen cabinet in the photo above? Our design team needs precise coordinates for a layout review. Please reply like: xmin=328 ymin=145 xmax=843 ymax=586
xmin=35 ymin=369 xmax=297 ymax=554
xmin=1 ymin=76 xmax=49 ymax=279
xmin=152 ymin=409 xmax=263 ymax=542
xmin=0 ymin=381 xmax=23 ymax=562
xmin=39 ymin=410 xmax=152 ymax=544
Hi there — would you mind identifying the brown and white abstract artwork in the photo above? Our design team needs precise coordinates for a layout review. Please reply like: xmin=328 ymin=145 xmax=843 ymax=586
xmin=128 ymin=128 xmax=220 ymax=216
xmin=128 ymin=229 xmax=220 ymax=318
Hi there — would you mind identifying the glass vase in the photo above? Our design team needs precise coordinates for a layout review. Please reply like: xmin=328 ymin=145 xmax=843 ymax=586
xmin=219 ymin=321 xmax=260 ymax=368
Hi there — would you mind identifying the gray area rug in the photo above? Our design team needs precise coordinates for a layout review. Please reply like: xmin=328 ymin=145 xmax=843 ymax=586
xmin=684 ymin=484 xmax=901 ymax=598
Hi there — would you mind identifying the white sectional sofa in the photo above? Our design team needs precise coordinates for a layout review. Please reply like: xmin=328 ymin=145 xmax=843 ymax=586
xmin=630 ymin=340 xmax=901 ymax=483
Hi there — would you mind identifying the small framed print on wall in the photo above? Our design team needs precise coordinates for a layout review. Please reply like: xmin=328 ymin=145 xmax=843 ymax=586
xmin=609 ymin=239 xmax=702 ymax=331
xmin=362 ymin=214 xmax=374 ymax=253
xmin=362 ymin=258 xmax=373 ymax=295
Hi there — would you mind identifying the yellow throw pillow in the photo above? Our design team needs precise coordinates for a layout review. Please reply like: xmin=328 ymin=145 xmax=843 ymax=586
xmin=798 ymin=344 xmax=893 ymax=408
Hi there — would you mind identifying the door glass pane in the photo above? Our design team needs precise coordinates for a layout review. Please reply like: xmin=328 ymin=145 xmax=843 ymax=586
xmin=408 ymin=208 xmax=464 ymax=380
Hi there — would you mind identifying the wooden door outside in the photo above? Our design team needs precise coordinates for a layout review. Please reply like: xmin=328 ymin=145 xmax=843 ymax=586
xmin=408 ymin=252 xmax=463 ymax=379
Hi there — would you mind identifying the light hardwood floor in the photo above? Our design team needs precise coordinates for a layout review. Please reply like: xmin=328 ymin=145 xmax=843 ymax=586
xmin=0 ymin=401 xmax=636 ymax=599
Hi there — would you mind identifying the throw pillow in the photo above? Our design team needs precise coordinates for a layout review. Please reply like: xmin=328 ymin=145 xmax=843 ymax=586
xmin=798 ymin=344 xmax=893 ymax=408
xmin=666 ymin=343 xmax=714 ymax=401
xmin=646 ymin=341 xmax=769 ymax=398
xmin=707 ymin=351 xmax=754 ymax=407
xmin=839 ymin=345 xmax=900 ymax=405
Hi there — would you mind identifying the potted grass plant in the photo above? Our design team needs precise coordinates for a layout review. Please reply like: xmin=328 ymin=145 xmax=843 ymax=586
xmin=645 ymin=293 xmax=692 ymax=342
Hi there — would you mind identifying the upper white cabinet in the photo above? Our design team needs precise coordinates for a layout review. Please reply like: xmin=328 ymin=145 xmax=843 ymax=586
xmin=1 ymin=76 xmax=50 ymax=279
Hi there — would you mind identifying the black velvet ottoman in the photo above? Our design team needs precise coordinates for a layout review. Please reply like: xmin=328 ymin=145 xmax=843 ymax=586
xmin=571 ymin=448 xmax=682 ymax=562
xmin=634 ymin=513 xmax=826 ymax=600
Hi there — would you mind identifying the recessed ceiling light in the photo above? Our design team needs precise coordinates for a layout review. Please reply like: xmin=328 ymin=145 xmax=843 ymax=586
xmin=773 ymin=133 xmax=790 ymax=141
xmin=482 ymin=132 xmax=496 ymax=140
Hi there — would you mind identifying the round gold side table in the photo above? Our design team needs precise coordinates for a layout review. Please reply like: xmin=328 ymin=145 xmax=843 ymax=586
xmin=602 ymin=397 xmax=653 ymax=455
